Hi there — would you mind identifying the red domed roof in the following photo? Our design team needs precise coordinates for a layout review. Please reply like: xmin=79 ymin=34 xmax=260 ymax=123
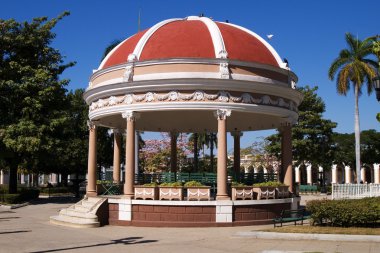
xmin=99 ymin=17 xmax=285 ymax=70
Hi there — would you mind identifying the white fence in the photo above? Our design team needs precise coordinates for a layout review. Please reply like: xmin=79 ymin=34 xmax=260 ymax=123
xmin=332 ymin=184 xmax=380 ymax=200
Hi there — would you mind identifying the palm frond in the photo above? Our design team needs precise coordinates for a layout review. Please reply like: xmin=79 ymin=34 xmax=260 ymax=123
xmin=328 ymin=57 xmax=349 ymax=80
xmin=345 ymin=33 xmax=359 ymax=53
xmin=337 ymin=65 xmax=351 ymax=95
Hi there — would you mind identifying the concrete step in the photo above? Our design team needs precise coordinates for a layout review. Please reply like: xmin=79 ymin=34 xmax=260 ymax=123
xmin=59 ymin=209 xmax=98 ymax=221
xmin=51 ymin=197 xmax=106 ymax=228
xmin=72 ymin=205 xmax=91 ymax=212
xmin=50 ymin=215 xmax=99 ymax=228
xmin=87 ymin=197 xmax=102 ymax=203
xmin=81 ymin=201 xmax=96 ymax=208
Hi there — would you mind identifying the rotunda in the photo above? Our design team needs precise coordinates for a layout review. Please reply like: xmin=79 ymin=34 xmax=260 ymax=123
xmin=83 ymin=16 xmax=303 ymax=226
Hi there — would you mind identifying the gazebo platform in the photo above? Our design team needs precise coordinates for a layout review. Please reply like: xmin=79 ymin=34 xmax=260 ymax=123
xmin=106 ymin=196 xmax=300 ymax=227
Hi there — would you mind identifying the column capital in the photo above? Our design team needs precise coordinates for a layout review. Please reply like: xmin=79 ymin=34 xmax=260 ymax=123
xmin=87 ymin=120 xmax=98 ymax=130
xmin=214 ymin=109 xmax=231 ymax=120
xmin=112 ymin=128 xmax=123 ymax=135
xmin=122 ymin=111 xmax=140 ymax=121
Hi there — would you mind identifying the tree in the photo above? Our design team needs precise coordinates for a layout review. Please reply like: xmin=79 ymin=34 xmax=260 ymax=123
xmin=241 ymin=137 xmax=278 ymax=171
xmin=209 ymin=133 xmax=217 ymax=172
xmin=266 ymin=86 xmax=337 ymax=169
xmin=189 ymin=133 xmax=199 ymax=171
xmin=361 ymin=129 xmax=380 ymax=166
xmin=140 ymin=133 xmax=190 ymax=173
xmin=328 ymin=33 xmax=378 ymax=183
xmin=0 ymin=13 xmax=75 ymax=193
xmin=332 ymin=132 xmax=355 ymax=167
xmin=57 ymin=89 xmax=88 ymax=191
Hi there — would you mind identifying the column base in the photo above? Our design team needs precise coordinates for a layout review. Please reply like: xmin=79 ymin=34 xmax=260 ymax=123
xmin=123 ymin=194 xmax=134 ymax=199
xmin=216 ymin=195 xmax=231 ymax=200
xmin=86 ymin=191 xmax=98 ymax=197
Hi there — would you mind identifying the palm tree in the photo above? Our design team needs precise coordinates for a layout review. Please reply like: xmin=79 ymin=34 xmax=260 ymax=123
xmin=209 ymin=133 xmax=217 ymax=172
xmin=328 ymin=33 xmax=378 ymax=183
xmin=189 ymin=133 xmax=199 ymax=171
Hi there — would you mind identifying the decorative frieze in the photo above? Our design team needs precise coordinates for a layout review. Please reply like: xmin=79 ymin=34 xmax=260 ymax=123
xmin=89 ymin=90 xmax=297 ymax=112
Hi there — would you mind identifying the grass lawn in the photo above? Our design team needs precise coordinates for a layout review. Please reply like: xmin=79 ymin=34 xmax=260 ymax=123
xmin=264 ymin=225 xmax=380 ymax=235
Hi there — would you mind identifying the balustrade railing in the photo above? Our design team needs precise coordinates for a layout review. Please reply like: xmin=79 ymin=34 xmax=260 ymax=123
xmin=332 ymin=183 xmax=380 ymax=200
xmin=134 ymin=172 xmax=278 ymax=185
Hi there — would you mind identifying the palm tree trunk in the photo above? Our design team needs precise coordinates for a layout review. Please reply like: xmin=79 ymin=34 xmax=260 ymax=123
xmin=210 ymin=139 xmax=214 ymax=172
xmin=354 ymin=84 xmax=361 ymax=183
xmin=194 ymin=133 xmax=198 ymax=172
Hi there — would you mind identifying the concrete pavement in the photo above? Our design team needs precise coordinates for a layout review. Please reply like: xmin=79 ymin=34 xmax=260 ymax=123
xmin=0 ymin=196 xmax=379 ymax=253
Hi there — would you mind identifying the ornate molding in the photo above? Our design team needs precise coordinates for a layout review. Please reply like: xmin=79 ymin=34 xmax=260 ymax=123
xmin=89 ymin=90 xmax=298 ymax=113
xmin=214 ymin=109 xmax=231 ymax=120
xmin=123 ymin=65 xmax=134 ymax=82
xmin=219 ymin=62 xmax=230 ymax=79
xmin=123 ymin=54 xmax=138 ymax=82
xmin=87 ymin=120 xmax=97 ymax=130
xmin=122 ymin=111 xmax=140 ymax=121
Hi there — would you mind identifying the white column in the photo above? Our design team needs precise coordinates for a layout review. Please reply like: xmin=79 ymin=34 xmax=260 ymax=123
xmin=215 ymin=109 xmax=231 ymax=200
xmin=331 ymin=164 xmax=337 ymax=184
xmin=361 ymin=167 xmax=366 ymax=183
xmin=345 ymin=165 xmax=352 ymax=184
xmin=374 ymin=163 xmax=380 ymax=184
xmin=122 ymin=111 xmax=139 ymax=198
xmin=0 ymin=170 xmax=3 ymax=184
xmin=306 ymin=164 xmax=312 ymax=185
xmin=295 ymin=166 xmax=301 ymax=183
xmin=20 ymin=173 xmax=25 ymax=184
xmin=51 ymin=173 xmax=58 ymax=185
xmin=135 ymin=131 xmax=139 ymax=179
xmin=4 ymin=172 xmax=9 ymax=185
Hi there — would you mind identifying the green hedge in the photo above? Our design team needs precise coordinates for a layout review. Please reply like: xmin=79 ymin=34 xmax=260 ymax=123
xmin=306 ymin=197 xmax=380 ymax=227
xmin=0 ymin=188 xmax=40 ymax=204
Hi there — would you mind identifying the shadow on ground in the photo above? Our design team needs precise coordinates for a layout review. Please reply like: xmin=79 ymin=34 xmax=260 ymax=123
xmin=29 ymin=237 xmax=158 ymax=253
xmin=30 ymin=197 xmax=80 ymax=205
xmin=0 ymin=230 xmax=31 ymax=235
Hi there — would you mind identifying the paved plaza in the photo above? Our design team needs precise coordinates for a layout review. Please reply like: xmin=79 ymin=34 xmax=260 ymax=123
xmin=0 ymin=196 xmax=379 ymax=253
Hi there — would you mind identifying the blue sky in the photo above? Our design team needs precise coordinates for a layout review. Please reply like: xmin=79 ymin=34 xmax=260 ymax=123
xmin=2 ymin=0 xmax=380 ymax=150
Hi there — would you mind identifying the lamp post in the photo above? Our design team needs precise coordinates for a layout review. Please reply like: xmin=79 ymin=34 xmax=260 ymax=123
xmin=373 ymin=76 xmax=380 ymax=101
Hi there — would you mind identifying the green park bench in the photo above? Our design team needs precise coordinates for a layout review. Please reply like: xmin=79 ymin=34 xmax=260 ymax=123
xmin=273 ymin=209 xmax=310 ymax=228
xmin=299 ymin=185 xmax=318 ymax=194
xmin=176 ymin=172 xmax=190 ymax=183
xmin=189 ymin=172 xmax=204 ymax=182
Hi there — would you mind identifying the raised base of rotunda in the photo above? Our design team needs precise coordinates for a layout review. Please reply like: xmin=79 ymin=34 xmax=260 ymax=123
xmin=106 ymin=196 xmax=300 ymax=227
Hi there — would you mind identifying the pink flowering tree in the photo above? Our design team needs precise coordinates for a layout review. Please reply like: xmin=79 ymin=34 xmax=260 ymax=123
xmin=140 ymin=133 xmax=191 ymax=173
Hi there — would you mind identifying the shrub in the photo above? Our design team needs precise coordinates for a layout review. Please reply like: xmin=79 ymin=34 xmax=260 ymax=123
xmin=143 ymin=182 xmax=158 ymax=187
xmin=306 ymin=197 xmax=380 ymax=227
xmin=231 ymin=181 xmax=248 ymax=187
xmin=160 ymin=181 xmax=183 ymax=187
xmin=0 ymin=188 xmax=40 ymax=204
xmin=253 ymin=181 xmax=286 ymax=187
xmin=184 ymin=181 xmax=204 ymax=187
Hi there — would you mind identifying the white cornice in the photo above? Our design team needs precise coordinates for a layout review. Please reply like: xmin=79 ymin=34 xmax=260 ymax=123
xmin=88 ymin=101 xmax=298 ymax=123
xmin=84 ymin=78 xmax=303 ymax=105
